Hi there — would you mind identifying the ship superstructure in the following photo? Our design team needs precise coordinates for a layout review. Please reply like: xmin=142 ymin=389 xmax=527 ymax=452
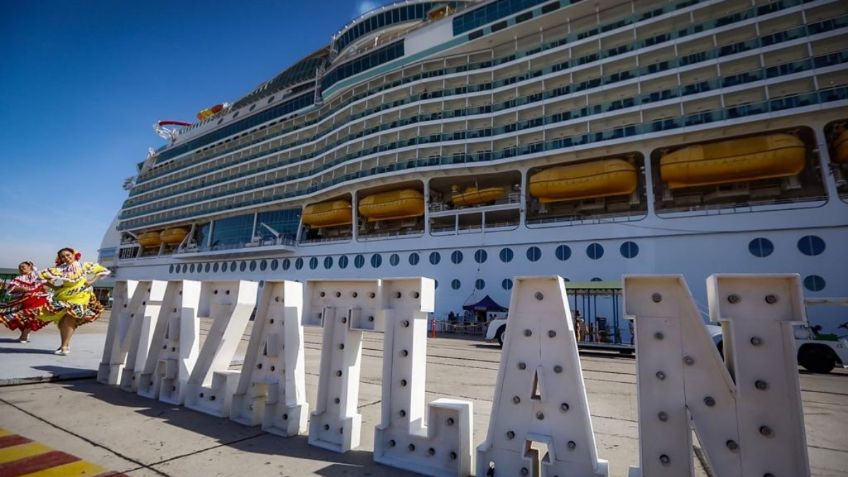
xmin=103 ymin=0 xmax=848 ymax=338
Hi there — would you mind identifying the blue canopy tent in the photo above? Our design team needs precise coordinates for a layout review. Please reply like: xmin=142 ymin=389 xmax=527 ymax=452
xmin=463 ymin=295 xmax=508 ymax=322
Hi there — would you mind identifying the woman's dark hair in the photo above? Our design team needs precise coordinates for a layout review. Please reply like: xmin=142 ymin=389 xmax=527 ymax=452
xmin=57 ymin=247 xmax=74 ymax=257
xmin=17 ymin=261 xmax=34 ymax=271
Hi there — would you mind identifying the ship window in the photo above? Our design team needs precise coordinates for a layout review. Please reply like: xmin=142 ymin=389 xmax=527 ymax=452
xmin=190 ymin=264 xmax=195 ymax=273
xmin=474 ymin=249 xmax=487 ymax=264
xmin=339 ymin=255 xmax=349 ymax=269
xmin=797 ymin=235 xmax=825 ymax=256
xmin=451 ymin=279 xmax=461 ymax=290
xmin=803 ymin=275 xmax=826 ymax=292
xmin=270 ymin=259 xmax=278 ymax=271
xmin=282 ymin=258 xmax=291 ymax=270
xmin=591 ymin=277 xmax=603 ymax=282
xmin=434 ymin=279 xmax=439 ymax=289
xmin=371 ymin=254 xmax=382 ymax=268
xmin=295 ymin=258 xmax=303 ymax=270
xmin=502 ymin=278 xmax=513 ymax=290
xmin=620 ymin=241 xmax=639 ymax=259
xmin=475 ymin=279 xmax=485 ymax=290
xmin=409 ymin=253 xmax=420 ymax=266
xmin=354 ymin=254 xmax=365 ymax=268
xmin=259 ymin=260 xmax=267 ymax=271
xmin=499 ymin=248 xmax=514 ymax=263
xmin=451 ymin=250 xmax=463 ymax=264
xmin=309 ymin=257 xmax=318 ymax=270
xmin=240 ymin=261 xmax=247 ymax=272
xmin=526 ymin=246 xmax=541 ymax=262
xmin=324 ymin=256 xmax=333 ymax=269
xmin=429 ymin=252 xmax=441 ymax=265
xmin=169 ymin=264 xmax=174 ymax=274
xmin=555 ymin=245 xmax=571 ymax=261
xmin=213 ymin=262 xmax=220 ymax=273
xmin=230 ymin=261 xmax=238 ymax=272
xmin=197 ymin=264 xmax=203 ymax=274
xmin=390 ymin=254 xmax=400 ymax=266
xmin=250 ymin=261 xmax=257 ymax=271
xmin=748 ymin=238 xmax=774 ymax=258
xmin=587 ymin=243 xmax=604 ymax=260
xmin=205 ymin=263 xmax=211 ymax=273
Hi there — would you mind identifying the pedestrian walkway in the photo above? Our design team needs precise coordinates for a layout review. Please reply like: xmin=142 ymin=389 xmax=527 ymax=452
xmin=0 ymin=428 xmax=126 ymax=476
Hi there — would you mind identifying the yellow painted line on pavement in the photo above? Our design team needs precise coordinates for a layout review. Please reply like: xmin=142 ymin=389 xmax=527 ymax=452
xmin=18 ymin=459 xmax=107 ymax=477
xmin=0 ymin=442 xmax=52 ymax=464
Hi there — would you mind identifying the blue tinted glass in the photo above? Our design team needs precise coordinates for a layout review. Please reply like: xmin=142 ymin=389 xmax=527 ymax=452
xmin=409 ymin=253 xmax=420 ymax=265
xmin=430 ymin=252 xmax=441 ymax=265
xmin=249 ymin=261 xmax=257 ymax=271
xmin=620 ymin=241 xmax=639 ymax=259
xmin=748 ymin=238 xmax=774 ymax=258
xmin=474 ymin=249 xmax=487 ymax=263
xmin=355 ymin=254 xmax=365 ymax=268
xmin=390 ymin=254 xmax=400 ymax=266
xmin=371 ymin=254 xmax=382 ymax=268
xmin=451 ymin=250 xmax=463 ymax=264
xmin=295 ymin=258 xmax=303 ymax=270
xmin=309 ymin=257 xmax=318 ymax=270
xmin=259 ymin=260 xmax=267 ymax=271
xmin=500 ymin=248 xmax=513 ymax=263
xmin=190 ymin=264 xmax=195 ymax=273
xmin=324 ymin=256 xmax=333 ymax=269
xmin=211 ymin=214 xmax=254 ymax=248
xmin=213 ymin=263 xmax=220 ymax=273
xmin=587 ymin=243 xmax=604 ymax=259
xmin=451 ymin=279 xmax=461 ymax=290
xmin=270 ymin=259 xmax=278 ymax=271
xmin=797 ymin=235 xmax=825 ymax=256
xmin=169 ymin=264 xmax=174 ymax=273
xmin=526 ymin=246 xmax=541 ymax=262
xmin=230 ymin=261 xmax=238 ymax=272
xmin=502 ymin=278 xmax=513 ymax=290
xmin=282 ymin=258 xmax=291 ymax=270
xmin=803 ymin=274 xmax=826 ymax=292
xmin=591 ymin=277 xmax=603 ymax=282
xmin=475 ymin=279 xmax=485 ymax=290
xmin=555 ymin=245 xmax=571 ymax=261
xmin=239 ymin=261 xmax=247 ymax=272
xmin=339 ymin=255 xmax=349 ymax=269
xmin=256 ymin=209 xmax=302 ymax=241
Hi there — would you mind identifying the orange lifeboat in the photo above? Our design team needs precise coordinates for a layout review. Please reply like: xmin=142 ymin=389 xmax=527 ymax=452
xmin=302 ymin=200 xmax=353 ymax=228
xmin=196 ymin=103 xmax=225 ymax=121
xmin=137 ymin=231 xmax=162 ymax=248
xmin=660 ymin=134 xmax=806 ymax=189
xmin=529 ymin=159 xmax=638 ymax=203
xmin=451 ymin=186 xmax=506 ymax=207
xmin=160 ymin=227 xmax=188 ymax=245
xmin=358 ymin=189 xmax=425 ymax=222
xmin=833 ymin=129 xmax=848 ymax=163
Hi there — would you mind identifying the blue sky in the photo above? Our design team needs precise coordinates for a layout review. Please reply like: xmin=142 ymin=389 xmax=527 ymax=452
xmin=0 ymin=0 xmax=389 ymax=269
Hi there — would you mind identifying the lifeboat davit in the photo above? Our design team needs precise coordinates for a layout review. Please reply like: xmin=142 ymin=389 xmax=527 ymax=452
xmin=137 ymin=231 xmax=162 ymax=248
xmin=529 ymin=159 xmax=638 ymax=203
xmin=302 ymin=200 xmax=352 ymax=228
xmin=196 ymin=103 xmax=225 ymax=121
xmin=160 ymin=227 xmax=189 ymax=245
xmin=660 ymin=134 xmax=806 ymax=189
xmin=833 ymin=129 xmax=848 ymax=163
xmin=452 ymin=186 xmax=506 ymax=207
xmin=358 ymin=189 xmax=425 ymax=222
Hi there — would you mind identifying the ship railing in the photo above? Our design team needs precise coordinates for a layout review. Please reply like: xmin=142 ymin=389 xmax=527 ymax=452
xmin=299 ymin=236 xmax=352 ymax=245
xmin=656 ymin=194 xmax=829 ymax=218
xmin=357 ymin=228 xmax=424 ymax=241
xmin=527 ymin=211 xmax=649 ymax=227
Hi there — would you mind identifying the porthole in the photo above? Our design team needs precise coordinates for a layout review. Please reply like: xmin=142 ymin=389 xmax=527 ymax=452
xmin=797 ymin=235 xmax=825 ymax=256
xmin=239 ymin=261 xmax=247 ymax=272
xmin=196 ymin=264 xmax=203 ymax=274
xmin=204 ymin=263 xmax=211 ymax=273
xmin=189 ymin=264 xmax=195 ymax=273
xmin=620 ymin=241 xmax=639 ymax=259
xmin=429 ymin=252 xmax=441 ymax=265
xmin=526 ymin=246 xmax=541 ymax=262
xmin=324 ymin=256 xmax=333 ymax=269
xmin=451 ymin=279 xmax=461 ymax=290
xmin=555 ymin=244 xmax=571 ymax=261
xmin=587 ymin=243 xmax=604 ymax=260
xmin=309 ymin=257 xmax=318 ymax=270
xmin=270 ymin=259 xmax=278 ymax=271
xmin=259 ymin=260 xmax=267 ymax=271
xmin=409 ymin=253 xmax=420 ymax=266
xmin=249 ymin=104 xmax=255 ymax=112
xmin=249 ymin=260 xmax=257 ymax=272
xmin=434 ymin=279 xmax=439 ymax=289
xmin=371 ymin=254 xmax=382 ymax=268
xmin=390 ymin=254 xmax=400 ymax=266
xmin=591 ymin=277 xmax=603 ymax=282
xmin=267 ymin=96 xmax=275 ymax=104
xmin=169 ymin=264 xmax=174 ymax=274
xmin=475 ymin=279 xmax=485 ymax=290
xmin=230 ymin=261 xmax=238 ymax=272
xmin=339 ymin=256 xmax=349 ymax=269
xmin=282 ymin=258 xmax=291 ymax=270
xmin=354 ymin=254 xmax=365 ymax=269
xmin=474 ymin=249 xmax=487 ymax=264
xmin=232 ymin=111 xmax=239 ymax=119
xmin=803 ymin=274 xmax=826 ymax=292
xmin=748 ymin=238 xmax=774 ymax=258
xmin=499 ymin=248 xmax=514 ymax=263
xmin=295 ymin=258 xmax=303 ymax=270
xmin=451 ymin=250 xmax=463 ymax=264
xmin=502 ymin=278 xmax=513 ymax=290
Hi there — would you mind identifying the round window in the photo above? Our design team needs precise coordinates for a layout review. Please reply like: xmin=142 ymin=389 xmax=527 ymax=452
xmin=499 ymin=248 xmax=514 ymax=263
xmin=587 ymin=243 xmax=604 ymax=260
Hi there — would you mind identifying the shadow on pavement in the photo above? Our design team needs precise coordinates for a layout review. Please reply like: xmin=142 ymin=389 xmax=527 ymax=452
xmin=0 ymin=346 xmax=60 ymax=355
xmin=55 ymin=379 xmax=417 ymax=476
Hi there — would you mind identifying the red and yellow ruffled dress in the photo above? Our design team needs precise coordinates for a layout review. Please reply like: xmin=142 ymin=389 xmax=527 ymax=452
xmin=39 ymin=261 xmax=110 ymax=326
xmin=0 ymin=272 xmax=50 ymax=332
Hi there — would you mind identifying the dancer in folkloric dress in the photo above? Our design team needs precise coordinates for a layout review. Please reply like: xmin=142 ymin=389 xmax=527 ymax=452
xmin=0 ymin=261 xmax=50 ymax=342
xmin=39 ymin=248 xmax=110 ymax=355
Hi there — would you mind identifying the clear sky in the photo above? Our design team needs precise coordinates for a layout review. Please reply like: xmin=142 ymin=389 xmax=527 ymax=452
xmin=0 ymin=0 xmax=388 ymax=269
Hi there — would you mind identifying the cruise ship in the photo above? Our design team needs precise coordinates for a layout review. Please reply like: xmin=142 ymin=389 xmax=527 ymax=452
xmin=100 ymin=0 xmax=848 ymax=341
